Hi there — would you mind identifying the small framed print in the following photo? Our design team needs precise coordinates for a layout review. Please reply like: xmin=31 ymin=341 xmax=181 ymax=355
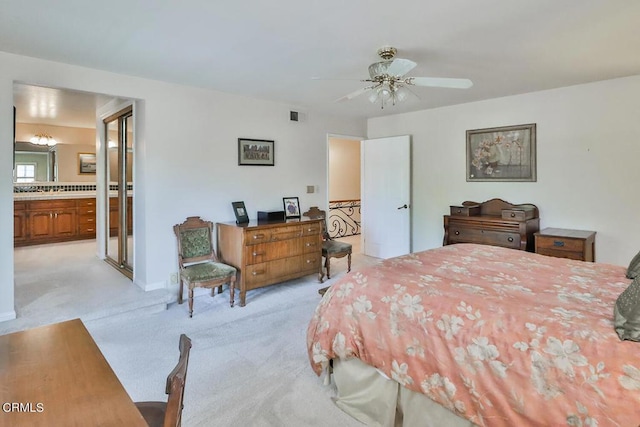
xmin=231 ymin=201 xmax=249 ymax=224
xmin=282 ymin=197 xmax=300 ymax=219
xmin=78 ymin=153 xmax=97 ymax=174
xmin=238 ymin=138 xmax=274 ymax=166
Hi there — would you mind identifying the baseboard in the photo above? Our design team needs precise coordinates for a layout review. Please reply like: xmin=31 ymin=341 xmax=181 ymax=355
xmin=137 ymin=280 xmax=166 ymax=292
xmin=0 ymin=310 xmax=17 ymax=323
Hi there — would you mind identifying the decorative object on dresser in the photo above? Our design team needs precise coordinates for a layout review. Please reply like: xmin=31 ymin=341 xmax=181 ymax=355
xmin=216 ymin=217 xmax=323 ymax=306
xmin=257 ymin=210 xmax=285 ymax=222
xmin=303 ymin=207 xmax=352 ymax=283
xmin=534 ymin=228 xmax=596 ymax=262
xmin=231 ymin=201 xmax=249 ymax=224
xmin=443 ymin=198 xmax=540 ymax=251
xmin=466 ymin=123 xmax=536 ymax=182
xmin=282 ymin=196 xmax=300 ymax=219
xmin=174 ymin=216 xmax=237 ymax=317
xmin=238 ymin=138 xmax=274 ymax=166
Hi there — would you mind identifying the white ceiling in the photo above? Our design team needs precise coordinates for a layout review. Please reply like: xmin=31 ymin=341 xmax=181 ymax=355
xmin=5 ymin=0 xmax=640 ymax=127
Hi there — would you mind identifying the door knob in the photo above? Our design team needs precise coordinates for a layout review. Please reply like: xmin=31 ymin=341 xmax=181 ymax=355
xmin=397 ymin=204 xmax=408 ymax=209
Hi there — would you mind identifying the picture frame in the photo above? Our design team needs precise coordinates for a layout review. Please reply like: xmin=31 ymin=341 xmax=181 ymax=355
xmin=231 ymin=201 xmax=249 ymax=224
xmin=282 ymin=197 xmax=300 ymax=219
xmin=466 ymin=123 xmax=536 ymax=182
xmin=238 ymin=138 xmax=274 ymax=166
xmin=78 ymin=153 xmax=97 ymax=175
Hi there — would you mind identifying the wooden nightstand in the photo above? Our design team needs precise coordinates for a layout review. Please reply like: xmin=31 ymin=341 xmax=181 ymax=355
xmin=534 ymin=228 xmax=596 ymax=262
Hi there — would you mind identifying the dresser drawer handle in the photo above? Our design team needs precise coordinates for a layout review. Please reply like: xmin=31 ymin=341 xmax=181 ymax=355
xmin=553 ymin=240 xmax=565 ymax=247
xmin=507 ymin=237 xmax=514 ymax=242
xmin=252 ymin=234 xmax=265 ymax=239
xmin=456 ymin=209 xmax=462 ymax=214
xmin=251 ymin=270 xmax=265 ymax=276
xmin=86 ymin=210 xmax=94 ymax=213
xmin=454 ymin=230 xmax=460 ymax=235
xmin=510 ymin=212 xmax=516 ymax=218
xmin=306 ymin=242 xmax=316 ymax=247
xmin=252 ymin=251 xmax=265 ymax=257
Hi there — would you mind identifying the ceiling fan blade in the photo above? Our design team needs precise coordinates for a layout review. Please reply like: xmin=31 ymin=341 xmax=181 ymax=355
xmin=386 ymin=58 xmax=417 ymax=77
xmin=408 ymin=77 xmax=473 ymax=89
xmin=334 ymin=86 xmax=372 ymax=102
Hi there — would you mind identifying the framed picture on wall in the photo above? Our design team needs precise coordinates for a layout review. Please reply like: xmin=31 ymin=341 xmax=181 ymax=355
xmin=466 ymin=123 xmax=536 ymax=182
xmin=78 ymin=153 xmax=97 ymax=174
xmin=238 ymin=138 xmax=274 ymax=166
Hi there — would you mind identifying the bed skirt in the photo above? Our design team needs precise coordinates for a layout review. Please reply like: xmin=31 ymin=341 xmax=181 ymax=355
xmin=332 ymin=358 xmax=476 ymax=427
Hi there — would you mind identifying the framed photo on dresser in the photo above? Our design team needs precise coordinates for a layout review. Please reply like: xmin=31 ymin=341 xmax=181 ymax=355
xmin=232 ymin=201 xmax=249 ymax=224
xmin=282 ymin=197 xmax=300 ymax=219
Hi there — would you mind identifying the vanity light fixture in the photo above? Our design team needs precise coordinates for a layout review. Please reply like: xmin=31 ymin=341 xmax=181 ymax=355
xmin=29 ymin=133 xmax=57 ymax=146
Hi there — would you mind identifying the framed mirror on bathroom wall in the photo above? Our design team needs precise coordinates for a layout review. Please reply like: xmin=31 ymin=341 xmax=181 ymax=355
xmin=13 ymin=141 xmax=98 ymax=183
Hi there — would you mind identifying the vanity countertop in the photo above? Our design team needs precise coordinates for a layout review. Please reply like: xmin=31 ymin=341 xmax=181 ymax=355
xmin=14 ymin=191 xmax=129 ymax=201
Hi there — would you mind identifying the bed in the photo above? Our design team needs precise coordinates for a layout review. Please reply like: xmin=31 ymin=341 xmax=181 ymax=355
xmin=306 ymin=243 xmax=640 ymax=426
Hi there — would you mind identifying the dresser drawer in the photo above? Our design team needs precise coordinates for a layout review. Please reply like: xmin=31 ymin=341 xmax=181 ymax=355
xmin=301 ymin=222 xmax=322 ymax=236
xmin=302 ymin=235 xmax=321 ymax=254
xmin=270 ymin=225 xmax=302 ymax=241
xmin=245 ymin=229 xmax=271 ymax=244
xmin=244 ymin=256 xmax=303 ymax=288
xmin=501 ymin=208 xmax=535 ymax=221
xmin=244 ymin=239 xmax=301 ymax=265
xmin=450 ymin=205 xmax=480 ymax=216
xmin=448 ymin=227 xmax=521 ymax=250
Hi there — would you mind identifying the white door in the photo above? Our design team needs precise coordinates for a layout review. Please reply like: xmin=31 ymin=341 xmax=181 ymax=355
xmin=361 ymin=135 xmax=411 ymax=258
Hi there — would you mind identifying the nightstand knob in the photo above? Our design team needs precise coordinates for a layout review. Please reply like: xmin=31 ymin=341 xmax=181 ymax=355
xmin=554 ymin=240 xmax=565 ymax=247
xmin=507 ymin=237 xmax=514 ymax=242
xmin=454 ymin=230 xmax=460 ymax=235
xmin=510 ymin=212 xmax=516 ymax=217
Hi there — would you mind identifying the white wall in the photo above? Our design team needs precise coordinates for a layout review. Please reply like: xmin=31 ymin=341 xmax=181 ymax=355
xmin=368 ymin=75 xmax=640 ymax=266
xmin=0 ymin=51 xmax=365 ymax=321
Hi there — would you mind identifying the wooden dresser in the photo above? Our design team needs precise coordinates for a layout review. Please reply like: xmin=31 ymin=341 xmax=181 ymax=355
xmin=443 ymin=198 xmax=540 ymax=252
xmin=534 ymin=228 xmax=596 ymax=262
xmin=216 ymin=218 xmax=323 ymax=306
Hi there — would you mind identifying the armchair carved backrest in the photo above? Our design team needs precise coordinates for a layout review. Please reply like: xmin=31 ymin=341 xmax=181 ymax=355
xmin=174 ymin=216 xmax=219 ymax=266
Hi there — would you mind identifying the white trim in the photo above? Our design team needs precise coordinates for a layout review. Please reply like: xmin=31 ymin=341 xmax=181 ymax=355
xmin=0 ymin=310 xmax=17 ymax=322
xmin=138 ymin=280 xmax=165 ymax=292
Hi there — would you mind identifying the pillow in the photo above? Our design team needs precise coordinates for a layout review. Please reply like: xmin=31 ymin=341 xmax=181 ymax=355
xmin=626 ymin=250 xmax=640 ymax=279
xmin=614 ymin=276 xmax=640 ymax=341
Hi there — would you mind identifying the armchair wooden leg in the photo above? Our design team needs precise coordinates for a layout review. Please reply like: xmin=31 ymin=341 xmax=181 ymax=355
xmin=178 ymin=278 xmax=184 ymax=304
xmin=188 ymin=288 xmax=194 ymax=318
xmin=229 ymin=279 xmax=235 ymax=308
xmin=217 ymin=285 xmax=223 ymax=294
xmin=325 ymin=257 xmax=331 ymax=279
xmin=347 ymin=253 xmax=352 ymax=273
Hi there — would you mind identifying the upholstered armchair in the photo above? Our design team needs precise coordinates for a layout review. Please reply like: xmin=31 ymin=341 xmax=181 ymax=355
xmin=174 ymin=216 xmax=236 ymax=317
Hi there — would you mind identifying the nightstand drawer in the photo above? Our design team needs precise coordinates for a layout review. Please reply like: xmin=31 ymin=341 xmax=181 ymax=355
xmin=535 ymin=235 xmax=585 ymax=252
xmin=534 ymin=228 xmax=596 ymax=262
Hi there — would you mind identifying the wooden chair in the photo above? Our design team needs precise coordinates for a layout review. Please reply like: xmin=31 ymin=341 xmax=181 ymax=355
xmin=135 ymin=334 xmax=192 ymax=427
xmin=303 ymin=207 xmax=352 ymax=282
xmin=174 ymin=216 xmax=236 ymax=317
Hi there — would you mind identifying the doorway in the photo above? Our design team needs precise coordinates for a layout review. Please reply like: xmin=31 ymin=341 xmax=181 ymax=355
xmin=327 ymin=135 xmax=363 ymax=253
xmin=104 ymin=106 xmax=134 ymax=278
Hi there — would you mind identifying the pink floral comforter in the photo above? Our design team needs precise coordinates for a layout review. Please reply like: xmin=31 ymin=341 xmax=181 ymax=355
xmin=307 ymin=244 xmax=640 ymax=426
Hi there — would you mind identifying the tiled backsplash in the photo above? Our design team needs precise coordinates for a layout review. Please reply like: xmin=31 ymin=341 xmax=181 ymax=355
xmin=14 ymin=182 xmax=133 ymax=193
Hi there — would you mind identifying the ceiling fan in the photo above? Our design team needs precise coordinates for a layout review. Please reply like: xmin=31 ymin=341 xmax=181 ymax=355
xmin=332 ymin=47 xmax=473 ymax=109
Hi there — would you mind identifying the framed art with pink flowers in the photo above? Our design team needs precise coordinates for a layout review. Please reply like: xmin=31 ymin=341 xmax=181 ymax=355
xmin=466 ymin=123 xmax=536 ymax=182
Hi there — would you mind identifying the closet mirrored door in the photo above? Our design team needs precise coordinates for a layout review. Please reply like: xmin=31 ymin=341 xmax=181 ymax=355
xmin=104 ymin=106 xmax=133 ymax=278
